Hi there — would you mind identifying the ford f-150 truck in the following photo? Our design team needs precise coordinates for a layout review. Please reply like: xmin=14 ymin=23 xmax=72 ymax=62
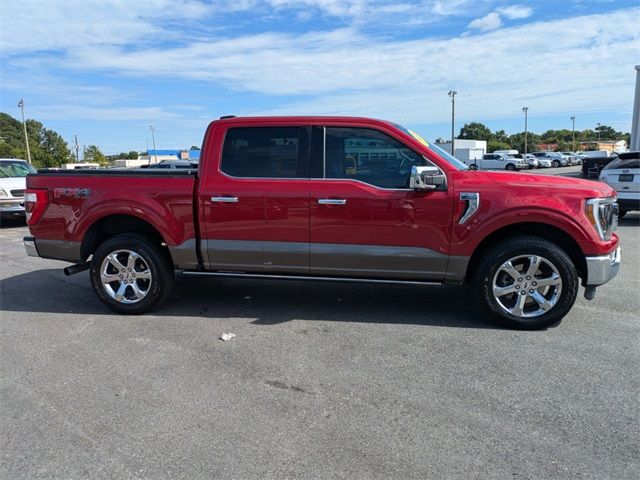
xmin=23 ymin=116 xmax=620 ymax=329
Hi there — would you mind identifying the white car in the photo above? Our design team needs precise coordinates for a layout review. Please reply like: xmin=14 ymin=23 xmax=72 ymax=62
xmin=0 ymin=159 xmax=37 ymax=220
xmin=531 ymin=154 xmax=552 ymax=168
xmin=598 ymin=151 xmax=639 ymax=218
xmin=522 ymin=153 xmax=541 ymax=168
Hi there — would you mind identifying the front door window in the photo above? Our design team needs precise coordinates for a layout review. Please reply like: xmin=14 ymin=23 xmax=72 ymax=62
xmin=325 ymin=127 xmax=427 ymax=189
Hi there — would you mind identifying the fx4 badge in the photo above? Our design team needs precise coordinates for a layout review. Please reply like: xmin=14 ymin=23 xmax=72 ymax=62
xmin=53 ymin=188 xmax=91 ymax=199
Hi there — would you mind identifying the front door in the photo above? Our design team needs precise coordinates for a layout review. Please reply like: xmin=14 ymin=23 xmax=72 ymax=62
xmin=199 ymin=125 xmax=310 ymax=274
xmin=309 ymin=126 xmax=454 ymax=281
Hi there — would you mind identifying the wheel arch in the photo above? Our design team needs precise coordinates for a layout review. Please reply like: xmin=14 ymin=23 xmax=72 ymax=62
xmin=80 ymin=214 xmax=172 ymax=265
xmin=465 ymin=222 xmax=587 ymax=283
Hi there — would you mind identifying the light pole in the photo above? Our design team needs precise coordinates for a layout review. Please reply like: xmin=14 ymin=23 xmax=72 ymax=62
xmin=596 ymin=122 xmax=602 ymax=144
xmin=522 ymin=107 xmax=529 ymax=155
xmin=74 ymin=134 xmax=80 ymax=163
xmin=448 ymin=90 xmax=457 ymax=154
xmin=570 ymin=116 xmax=576 ymax=152
xmin=149 ymin=125 xmax=157 ymax=165
xmin=17 ymin=99 xmax=32 ymax=164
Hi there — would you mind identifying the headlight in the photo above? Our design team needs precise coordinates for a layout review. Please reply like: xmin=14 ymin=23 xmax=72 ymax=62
xmin=0 ymin=188 xmax=8 ymax=198
xmin=586 ymin=197 xmax=618 ymax=241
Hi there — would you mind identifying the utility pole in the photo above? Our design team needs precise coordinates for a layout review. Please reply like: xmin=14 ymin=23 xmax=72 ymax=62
xmin=149 ymin=125 xmax=157 ymax=165
xmin=570 ymin=116 xmax=576 ymax=152
xmin=74 ymin=134 xmax=80 ymax=162
xmin=522 ymin=107 xmax=529 ymax=155
xmin=17 ymin=99 xmax=32 ymax=164
xmin=596 ymin=122 xmax=601 ymax=143
xmin=448 ymin=90 xmax=457 ymax=155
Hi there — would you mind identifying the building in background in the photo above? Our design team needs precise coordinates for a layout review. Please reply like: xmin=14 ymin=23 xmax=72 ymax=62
xmin=435 ymin=139 xmax=486 ymax=163
xmin=577 ymin=140 xmax=628 ymax=153
xmin=113 ymin=149 xmax=200 ymax=168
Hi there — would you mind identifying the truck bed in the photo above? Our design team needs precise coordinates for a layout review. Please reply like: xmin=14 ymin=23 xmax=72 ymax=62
xmin=26 ymin=169 xmax=198 ymax=267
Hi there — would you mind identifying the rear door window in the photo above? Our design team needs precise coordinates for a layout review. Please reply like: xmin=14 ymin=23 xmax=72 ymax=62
xmin=221 ymin=127 xmax=308 ymax=178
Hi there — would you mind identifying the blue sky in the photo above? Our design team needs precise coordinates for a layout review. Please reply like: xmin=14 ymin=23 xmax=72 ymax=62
xmin=1 ymin=0 xmax=638 ymax=155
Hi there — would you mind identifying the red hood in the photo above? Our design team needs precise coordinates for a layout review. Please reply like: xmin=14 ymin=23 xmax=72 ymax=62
xmin=459 ymin=170 xmax=615 ymax=198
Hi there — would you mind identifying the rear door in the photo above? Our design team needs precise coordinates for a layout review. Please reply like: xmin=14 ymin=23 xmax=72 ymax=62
xmin=482 ymin=154 xmax=500 ymax=170
xmin=199 ymin=124 xmax=310 ymax=274
xmin=309 ymin=125 xmax=453 ymax=280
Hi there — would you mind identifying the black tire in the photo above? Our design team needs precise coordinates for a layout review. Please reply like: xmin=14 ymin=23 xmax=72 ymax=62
xmin=505 ymin=163 xmax=516 ymax=171
xmin=90 ymin=234 xmax=174 ymax=314
xmin=472 ymin=235 xmax=579 ymax=330
xmin=552 ymin=160 xmax=560 ymax=168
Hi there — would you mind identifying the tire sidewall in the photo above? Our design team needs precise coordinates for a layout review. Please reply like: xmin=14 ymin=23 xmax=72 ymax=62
xmin=475 ymin=238 xmax=578 ymax=329
xmin=90 ymin=235 xmax=171 ymax=314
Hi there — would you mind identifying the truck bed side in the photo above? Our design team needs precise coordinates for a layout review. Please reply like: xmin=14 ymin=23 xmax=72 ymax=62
xmin=26 ymin=170 xmax=198 ymax=268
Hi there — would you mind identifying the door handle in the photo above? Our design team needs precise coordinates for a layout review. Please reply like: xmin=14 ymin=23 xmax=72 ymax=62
xmin=211 ymin=196 xmax=238 ymax=203
xmin=318 ymin=199 xmax=347 ymax=205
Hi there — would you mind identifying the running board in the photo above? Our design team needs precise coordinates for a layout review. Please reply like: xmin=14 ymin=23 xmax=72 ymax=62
xmin=181 ymin=270 xmax=442 ymax=286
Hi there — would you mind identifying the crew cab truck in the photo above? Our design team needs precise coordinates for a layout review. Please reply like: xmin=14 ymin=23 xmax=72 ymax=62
xmin=23 ymin=116 xmax=620 ymax=329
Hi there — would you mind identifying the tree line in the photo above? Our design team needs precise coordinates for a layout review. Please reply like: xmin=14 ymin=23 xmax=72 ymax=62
xmin=455 ymin=122 xmax=630 ymax=153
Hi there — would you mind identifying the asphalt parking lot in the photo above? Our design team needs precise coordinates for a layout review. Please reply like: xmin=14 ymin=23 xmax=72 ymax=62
xmin=1 ymin=200 xmax=638 ymax=479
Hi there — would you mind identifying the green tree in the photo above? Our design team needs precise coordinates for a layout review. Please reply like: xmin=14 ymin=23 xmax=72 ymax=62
xmin=84 ymin=145 xmax=108 ymax=166
xmin=595 ymin=124 xmax=617 ymax=140
xmin=0 ymin=141 xmax=18 ymax=157
xmin=487 ymin=139 xmax=511 ymax=152
xmin=457 ymin=122 xmax=492 ymax=141
xmin=39 ymin=128 xmax=71 ymax=167
xmin=0 ymin=113 xmax=72 ymax=167
xmin=127 ymin=150 xmax=139 ymax=159
xmin=190 ymin=145 xmax=200 ymax=150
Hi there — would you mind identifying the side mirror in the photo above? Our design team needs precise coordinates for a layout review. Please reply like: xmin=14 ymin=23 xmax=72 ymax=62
xmin=410 ymin=166 xmax=446 ymax=191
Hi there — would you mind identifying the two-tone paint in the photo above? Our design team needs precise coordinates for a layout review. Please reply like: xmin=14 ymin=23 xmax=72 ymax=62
xmin=25 ymin=116 xmax=619 ymax=286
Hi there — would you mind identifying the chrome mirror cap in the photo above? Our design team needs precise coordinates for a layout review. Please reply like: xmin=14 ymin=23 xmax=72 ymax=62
xmin=410 ymin=165 xmax=446 ymax=191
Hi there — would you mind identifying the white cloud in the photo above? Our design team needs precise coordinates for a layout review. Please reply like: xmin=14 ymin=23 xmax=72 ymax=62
xmin=468 ymin=12 xmax=503 ymax=31
xmin=0 ymin=0 xmax=213 ymax=54
xmin=2 ymin=3 xmax=638 ymax=133
xmin=497 ymin=4 xmax=534 ymax=20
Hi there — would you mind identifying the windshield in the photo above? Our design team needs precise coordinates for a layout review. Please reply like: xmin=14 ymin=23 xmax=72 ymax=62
xmin=0 ymin=160 xmax=37 ymax=178
xmin=392 ymin=123 xmax=469 ymax=170
xmin=603 ymin=155 xmax=640 ymax=170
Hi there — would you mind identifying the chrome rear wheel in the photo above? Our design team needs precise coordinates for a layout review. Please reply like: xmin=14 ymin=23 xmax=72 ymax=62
xmin=100 ymin=249 xmax=153 ymax=304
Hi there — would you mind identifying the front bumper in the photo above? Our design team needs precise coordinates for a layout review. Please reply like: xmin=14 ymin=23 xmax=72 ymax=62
xmin=585 ymin=246 xmax=621 ymax=286
xmin=0 ymin=198 xmax=25 ymax=213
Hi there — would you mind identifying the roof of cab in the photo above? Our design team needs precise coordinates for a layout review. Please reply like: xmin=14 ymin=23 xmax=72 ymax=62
xmin=211 ymin=115 xmax=395 ymax=127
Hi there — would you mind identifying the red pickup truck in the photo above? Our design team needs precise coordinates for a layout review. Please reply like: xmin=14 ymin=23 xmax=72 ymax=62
xmin=23 ymin=116 xmax=620 ymax=329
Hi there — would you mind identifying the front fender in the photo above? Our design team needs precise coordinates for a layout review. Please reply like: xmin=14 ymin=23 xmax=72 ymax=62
xmin=450 ymin=205 xmax=613 ymax=257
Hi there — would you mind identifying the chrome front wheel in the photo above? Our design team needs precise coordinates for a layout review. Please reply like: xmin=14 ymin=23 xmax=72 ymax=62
xmin=492 ymin=255 xmax=562 ymax=318
xmin=474 ymin=235 xmax=579 ymax=329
